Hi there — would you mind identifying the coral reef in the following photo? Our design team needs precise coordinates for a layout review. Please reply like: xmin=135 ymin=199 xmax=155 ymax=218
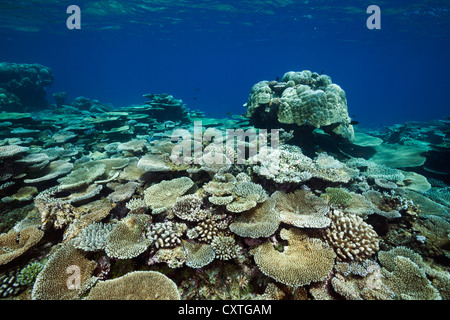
xmin=0 ymin=65 xmax=448 ymax=301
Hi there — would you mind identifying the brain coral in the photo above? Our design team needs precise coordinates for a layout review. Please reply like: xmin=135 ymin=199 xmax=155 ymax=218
xmin=31 ymin=243 xmax=97 ymax=300
xmin=254 ymin=228 xmax=336 ymax=287
xmin=144 ymin=177 xmax=195 ymax=214
xmin=85 ymin=271 xmax=180 ymax=300
xmin=324 ymin=209 xmax=379 ymax=261
xmin=244 ymin=70 xmax=354 ymax=140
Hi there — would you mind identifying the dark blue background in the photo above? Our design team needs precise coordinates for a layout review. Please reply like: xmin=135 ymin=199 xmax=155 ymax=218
xmin=1 ymin=1 xmax=449 ymax=128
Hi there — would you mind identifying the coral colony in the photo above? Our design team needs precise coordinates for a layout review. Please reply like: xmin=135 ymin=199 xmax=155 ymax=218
xmin=0 ymin=63 xmax=449 ymax=300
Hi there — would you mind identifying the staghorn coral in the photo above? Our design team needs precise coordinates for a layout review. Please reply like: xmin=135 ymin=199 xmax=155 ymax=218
xmin=210 ymin=235 xmax=241 ymax=260
xmin=324 ymin=209 xmax=379 ymax=261
xmin=144 ymin=176 xmax=195 ymax=214
xmin=254 ymin=228 xmax=336 ymax=287
xmin=105 ymin=214 xmax=152 ymax=259
xmin=229 ymin=198 xmax=280 ymax=238
xmin=85 ymin=270 xmax=180 ymax=300
xmin=0 ymin=227 xmax=44 ymax=265
xmin=183 ymin=241 xmax=216 ymax=269
xmin=272 ymin=189 xmax=331 ymax=228
xmin=31 ymin=243 xmax=98 ymax=300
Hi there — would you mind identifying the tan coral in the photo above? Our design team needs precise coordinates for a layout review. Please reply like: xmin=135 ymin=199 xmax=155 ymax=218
xmin=144 ymin=177 xmax=195 ymax=214
xmin=0 ymin=227 xmax=44 ymax=265
xmin=183 ymin=241 xmax=216 ymax=268
xmin=31 ymin=243 xmax=98 ymax=300
xmin=105 ymin=214 xmax=152 ymax=259
xmin=229 ymin=198 xmax=280 ymax=238
xmin=324 ymin=209 xmax=379 ymax=261
xmin=254 ymin=228 xmax=336 ymax=287
xmin=85 ymin=271 xmax=180 ymax=300
xmin=272 ymin=189 xmax=330 ymax=228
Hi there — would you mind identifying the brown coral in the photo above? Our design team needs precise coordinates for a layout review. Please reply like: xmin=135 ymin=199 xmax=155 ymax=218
xmin=0 ymin=227 xmax=44 ymax=265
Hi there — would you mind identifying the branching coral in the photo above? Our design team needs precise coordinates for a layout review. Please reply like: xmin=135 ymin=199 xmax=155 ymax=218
xmin=211 ymin=235 xmax=241 ymax=260
xmin=147 ymin=220 xmax=187 ymax=250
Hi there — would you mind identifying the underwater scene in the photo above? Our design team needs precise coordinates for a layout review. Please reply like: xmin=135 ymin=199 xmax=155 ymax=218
xmin=0 ymin=0 xmax=449 ymax=303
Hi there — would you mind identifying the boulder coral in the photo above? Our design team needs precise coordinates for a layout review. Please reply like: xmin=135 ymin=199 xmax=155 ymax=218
xmin=244 ymin=70 xmax=354 ymax=140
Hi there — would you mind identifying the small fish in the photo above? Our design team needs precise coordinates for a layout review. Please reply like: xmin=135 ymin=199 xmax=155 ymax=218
xmin=276 ymin=76 xmax=280 ymax=82
xmin=350 ymin=120 xmax=359 ymax=125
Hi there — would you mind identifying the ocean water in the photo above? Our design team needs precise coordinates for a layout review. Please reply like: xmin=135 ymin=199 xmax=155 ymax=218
xmin=1 ymin=0 xmax=449 ymax=127
xmin=0 ymin=1 xmax=449 ymax=302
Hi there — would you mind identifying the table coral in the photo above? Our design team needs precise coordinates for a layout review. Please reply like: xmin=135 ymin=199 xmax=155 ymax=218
xmin=85 ymin=270 xmax=180 ymax=300
xmin=254 ymin=228 xmax=336 ymax=287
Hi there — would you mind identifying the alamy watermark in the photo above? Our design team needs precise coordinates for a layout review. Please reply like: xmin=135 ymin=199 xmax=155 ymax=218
xmin=65 ymin=5 xmax=381 ymax=30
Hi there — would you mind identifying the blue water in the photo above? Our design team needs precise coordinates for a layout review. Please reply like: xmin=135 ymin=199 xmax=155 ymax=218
xmin=1 ymin=1 xmax=449 ymax=127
